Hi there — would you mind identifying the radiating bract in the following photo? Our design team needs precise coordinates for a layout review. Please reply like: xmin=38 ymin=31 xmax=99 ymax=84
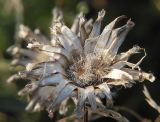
xmin=7 ymin=7 xmax=155 ymax=118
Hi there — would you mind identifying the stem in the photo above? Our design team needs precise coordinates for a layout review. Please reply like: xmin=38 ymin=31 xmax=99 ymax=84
xmin=83 ymin=103 xmax=88 ymax=122
xmin=57 ymin=114 xmax=76 ymax=122
xmin=114 ymin=106 xmax=144 ymax=121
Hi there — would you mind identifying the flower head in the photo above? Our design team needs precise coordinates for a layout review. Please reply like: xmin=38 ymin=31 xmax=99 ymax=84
xmin=7 ymin=8 xmax=155 ymax=118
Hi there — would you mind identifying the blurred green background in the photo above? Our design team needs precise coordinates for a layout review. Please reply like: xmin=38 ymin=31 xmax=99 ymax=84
xmin=0 ymin=0 xmax=160 ymax=122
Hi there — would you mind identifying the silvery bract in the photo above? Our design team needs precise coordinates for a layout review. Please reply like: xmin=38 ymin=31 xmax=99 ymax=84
xmin=7 ymin=7 xmax=155 ymax=118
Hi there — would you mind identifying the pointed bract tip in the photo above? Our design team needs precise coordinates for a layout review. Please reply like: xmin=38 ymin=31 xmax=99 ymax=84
xmin=126 ymin=18 xmax=135 ymax=27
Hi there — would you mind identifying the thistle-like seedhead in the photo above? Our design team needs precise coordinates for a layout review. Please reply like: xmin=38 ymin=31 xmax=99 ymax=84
xmin=7 ymin=7 xmax=155 ymax=120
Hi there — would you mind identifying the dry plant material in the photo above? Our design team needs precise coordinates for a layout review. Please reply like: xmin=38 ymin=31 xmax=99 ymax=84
xmin=7 ymin=7 xmax=155 ymax=121
xmin=143 ymin=86 xmax=160 ymax=113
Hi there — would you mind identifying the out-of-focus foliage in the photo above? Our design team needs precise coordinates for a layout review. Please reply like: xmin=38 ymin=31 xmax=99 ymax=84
xmin=0 ymin=0 xmax=160 ymax=122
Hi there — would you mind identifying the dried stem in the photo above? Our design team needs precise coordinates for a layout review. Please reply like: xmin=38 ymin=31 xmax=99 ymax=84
xmin=57 ymin=114 xmax=77 ymax=122
xmin=143 ymin=86 xmax=160 ymax=113
xmin=114 ymin=106 xmax=143 ymax=121
xmin=113 ymin=106 xmax=152 ymax=122
xmin=83 ymin=103 xmax=88 ymax=122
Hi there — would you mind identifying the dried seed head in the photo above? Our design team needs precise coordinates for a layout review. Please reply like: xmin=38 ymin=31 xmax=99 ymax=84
xmin=7 ymin=7 xmax=155 ymax=119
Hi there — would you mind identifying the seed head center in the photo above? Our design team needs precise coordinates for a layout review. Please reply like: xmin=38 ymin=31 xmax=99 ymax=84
xmin=67 ymin=54 xmax=109 ymax=87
